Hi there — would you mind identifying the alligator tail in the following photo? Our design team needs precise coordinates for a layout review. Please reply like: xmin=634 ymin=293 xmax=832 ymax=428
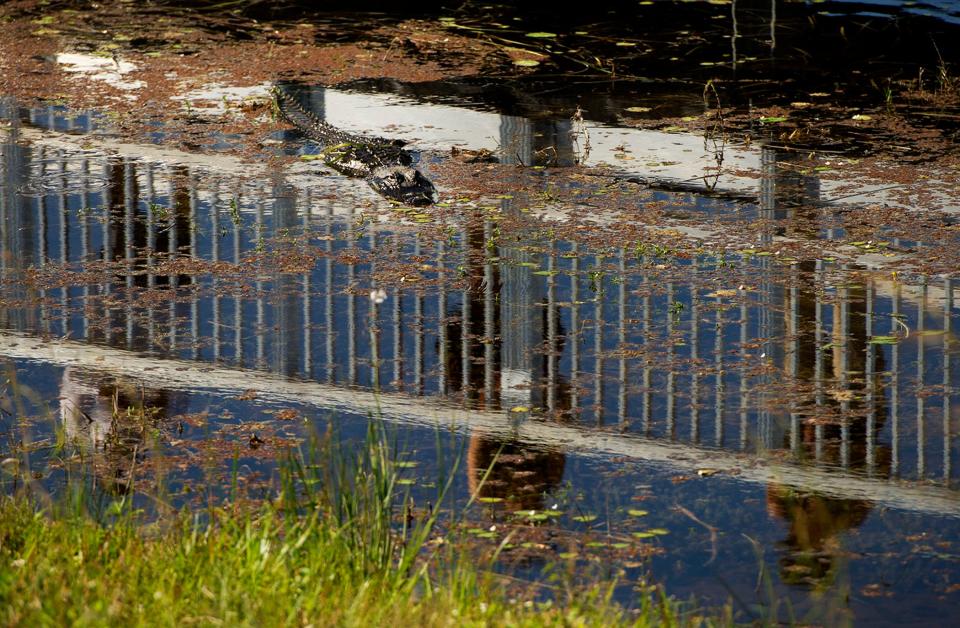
xmin=272 ymin=86 xmax=354 ymax=147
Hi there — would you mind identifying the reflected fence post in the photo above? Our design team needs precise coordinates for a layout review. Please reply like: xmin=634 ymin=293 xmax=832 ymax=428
xmin=124 ymin=158 xmax=134 ymax=349
xmin=642 ymin=256 xmax=651 ymax=435
xmin=189 ymin=171 xmax=199 ymax=361
xmin=715 ymin=290 xmax=724 ymax=447
xmin=324 ymin=202 xmax=334 ymax=383
xmin=392 ymin=234 xmax=403 ymax=391
xmin=211 ymin=181 xmax=221 ymax=361
xmin=493 ymin=222 xmax=506 ymax=406
xmin=945 ymin=278 xmax=954 ymax=484
xmin=58 ymin=149 xmax=68 ymax=338
xmin=437 ymin=239 xmax=447 ymax=395
xmin=414 ymin=235 xmax=424 ymax=395
xmin=80 ymin=157 xmax=90 ymax=341
xmin=146 ymin=163 xmax=157 ymax=351
xmin=594 ymin=254 xmax=604 ymax=426
xmin=690 ymin=258 xmax=701 ymax=443
xmin=233 ymin=185 xmax=243 ymax=366
xmin=38 ymin=147 xmax=47 ymax=335
xmin=892 ymin=282 xmax=901 ymax=477
xmin=814 ymin=259 xmax=825 ymax=461
xmin=866 ymin=277 xmax=877 ymax=476
xmin=618 ymin=249 xmax=627 ymax=429
xmin=302 ymin=190 xmax=312 ymax=378
xmin=570 ymin=243 xmax=580 ymax=416
xmin=255 ymin=196 xmax=265 ymax=368
xmin=918 ymin=278 xmax=927 ymax=478
xmin=461 ymin=228 xmax=470 ymax=402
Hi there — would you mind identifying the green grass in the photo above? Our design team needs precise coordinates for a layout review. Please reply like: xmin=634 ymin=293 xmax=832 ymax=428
xmin=0 ymin=421 xmax=724 ymax=627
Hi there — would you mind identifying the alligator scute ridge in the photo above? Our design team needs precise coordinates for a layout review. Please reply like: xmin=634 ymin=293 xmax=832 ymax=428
xmin=273 ymin=87 xmax=438 ymax=206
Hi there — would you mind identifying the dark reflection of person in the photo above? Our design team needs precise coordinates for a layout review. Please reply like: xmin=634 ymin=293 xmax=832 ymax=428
xmin=766 ymin=263 xmax=891 ymax=588
xmin=59 ymin=367 xmax=182 ymax=494
xmin=441 ymin=212 xmax=571 ymax=512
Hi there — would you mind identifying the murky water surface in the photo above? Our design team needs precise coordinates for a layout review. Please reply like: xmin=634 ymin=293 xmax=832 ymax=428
xmin=2 ymin=72 xmax=960 ymax=624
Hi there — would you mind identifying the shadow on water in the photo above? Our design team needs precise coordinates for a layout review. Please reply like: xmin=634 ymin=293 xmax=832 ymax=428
xmin=1 ymin=87 xmax=959 ymax=623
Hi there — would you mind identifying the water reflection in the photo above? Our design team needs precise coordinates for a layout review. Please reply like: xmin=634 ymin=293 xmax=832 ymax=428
xmin=2 ymin=94 xmax=960 ymax=620
xmin=1 ymin=98 xmax=956 ymax=488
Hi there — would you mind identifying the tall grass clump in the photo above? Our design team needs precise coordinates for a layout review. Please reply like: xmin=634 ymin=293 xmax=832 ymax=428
xmin=0 ymin=418 xmax=716 ymax=627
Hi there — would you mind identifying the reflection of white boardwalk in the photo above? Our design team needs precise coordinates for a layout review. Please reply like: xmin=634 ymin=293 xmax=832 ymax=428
xmin=1 ymin=329 xmax=958 ymax=518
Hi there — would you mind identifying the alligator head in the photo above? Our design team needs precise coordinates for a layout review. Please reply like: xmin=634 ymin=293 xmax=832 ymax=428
xmin=368 ymin=165 xmax=438 ymax=206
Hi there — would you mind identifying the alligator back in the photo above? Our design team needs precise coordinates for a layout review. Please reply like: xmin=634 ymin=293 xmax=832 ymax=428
xmin=274 ymin=87 xmax=437 ymax=205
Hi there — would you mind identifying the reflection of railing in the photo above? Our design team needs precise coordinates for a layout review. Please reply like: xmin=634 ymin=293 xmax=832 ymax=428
xmin=2 ymin=106 xmax=958 ymax=493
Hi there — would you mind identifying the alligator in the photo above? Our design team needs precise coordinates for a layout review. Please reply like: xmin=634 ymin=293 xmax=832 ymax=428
xmin=273 ymin=87 xmax=438 ymax=206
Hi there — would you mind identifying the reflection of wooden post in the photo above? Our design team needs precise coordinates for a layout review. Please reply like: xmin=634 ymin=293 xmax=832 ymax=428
xmin=392 ymin=235 xmax=403 ymax=390
xmin=369 ymin=231 xmax=380 ymax=391
xmin=189 ymin=173 xmax=199 ymax=360
xmin=102 ymin=157 xmax=112 ymax=344
xmin=303 ymin=192 xmax=312 ymax=378
xmin=866 ymin=279 xmax=876 ymax=475
xmin=740 ymin=286 xmax=748 ymax=451
xmin=667 ymin=277 xmax=676 ymax=438
xmin=81 ymin=158 xmax=91 ymax=341
xmin=38 ymin=148 xmax=48 ymax=334
xmin=945 ymin=278 xmax=953 ymax=483
xmin=324 ymin=203 xmax=334 ymax=383
xmin=210 ymin=182 xmax=220 ymax=361
xmin=814 ymin=260 xmax=825 ymax=460
xmin=917 ymin=279 xmax=927 ymax=478
xmin=486 ymin=221 xmax=497 ymax=402
xmin=414 ymin=243 xmax=424 ymax=396
xmin=691 ymin=258 xmax=700 ymax=443
xmin=789 ymin=267 xmax=800 ymax=454
xmin=570 ymin=243 xmax=580 ymax=415
xmin=437 ymin=240 xmax=447 ymax=395
xmin=255 ymin=197 xmax=265 ymax=368
xmin=169 ymin=175 xmax=180 ymax=352
xmin=347 ymin=206 xmax=356 ymax=385
xmin=58 ymin=150 xmax=69 ymax=338
xmin=715 ymin=293 xmax=724 ymax=447
xmin=618 ymin=250 xmax=627 ymax=428
xmin=461 ymin=228 xmax=470 ymax=399
xmin=233 ymin=190 xmax=243 ymax=365
xmin=838 ymin=271 xmax=850 ymax=469
xmin=594 ymin=259 xmax=604 ymax=425
xmin=642 ymin=259 xmax=651 ymax=435
xmin=891 ymin=283 xmax=901 ymax=476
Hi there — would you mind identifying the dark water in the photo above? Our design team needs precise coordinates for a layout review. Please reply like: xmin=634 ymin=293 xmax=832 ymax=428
xmin=3 ymin=61 xmax=960 ymax=628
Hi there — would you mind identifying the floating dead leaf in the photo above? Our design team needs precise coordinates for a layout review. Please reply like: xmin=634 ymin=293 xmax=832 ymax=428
xmin=625 ymin=106 xmax=652 ymax=113
xmin=707 ymin=289 xmax=738 ymax=298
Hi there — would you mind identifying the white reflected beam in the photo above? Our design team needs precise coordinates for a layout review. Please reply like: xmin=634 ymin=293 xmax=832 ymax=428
xmin=4 ymin=330 xmax=959 ymax=518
